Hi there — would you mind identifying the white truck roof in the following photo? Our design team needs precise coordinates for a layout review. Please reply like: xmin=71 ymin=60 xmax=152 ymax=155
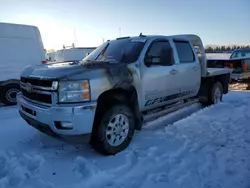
xmin=0 ymin=22 xmax=45 ymax=81
xmin=52 ymin=47 xmax=96 ymax=62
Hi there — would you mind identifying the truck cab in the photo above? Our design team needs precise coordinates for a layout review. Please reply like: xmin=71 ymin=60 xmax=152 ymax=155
xmin=230 ymin=49 xmax=250 ymax=59
xmin=17 ymin=34 xmax=231 ymax=155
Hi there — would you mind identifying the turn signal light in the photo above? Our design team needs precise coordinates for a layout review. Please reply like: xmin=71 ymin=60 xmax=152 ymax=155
xmin=82 ymin=92 xmax=90 ymax=100
xmin=82 ymin=81 xmax=89 ymax=90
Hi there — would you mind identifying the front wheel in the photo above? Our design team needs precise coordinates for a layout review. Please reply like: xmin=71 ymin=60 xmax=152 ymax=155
xmin=91 ymin=104 xmax=135 ymax=155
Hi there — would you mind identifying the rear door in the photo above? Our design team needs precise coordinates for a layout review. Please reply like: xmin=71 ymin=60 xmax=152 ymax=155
xmin=140 ymin=39 xmax=180 ymax=110
xmin=173 ymin=40 xmax=201 ymax=97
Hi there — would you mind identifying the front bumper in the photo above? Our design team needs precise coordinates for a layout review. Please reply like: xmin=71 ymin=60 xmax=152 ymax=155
xmin=17 ymin=93 xmax=97 ymax=135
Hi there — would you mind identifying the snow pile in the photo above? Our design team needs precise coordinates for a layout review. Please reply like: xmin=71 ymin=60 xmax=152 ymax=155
xmin=0 ymin=151 xmax=47 ymax=188
xmin=0 ymin=91 xmax=250 ymax=188
xmin=72 ymin=156 xmax=115 ymax=188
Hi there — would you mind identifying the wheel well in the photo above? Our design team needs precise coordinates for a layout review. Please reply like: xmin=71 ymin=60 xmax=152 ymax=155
xmin=92 ymin=87 xmax=142 ymax=134
xmin=199 ymin=74 xmax=229 ymax=97
xmin=0 ymin=81 xmax=20 ymax=97
xmin=0 ymin=79 xmax=20 ymax=87
xmin=215 ymin=74 xmax=230 ymax=94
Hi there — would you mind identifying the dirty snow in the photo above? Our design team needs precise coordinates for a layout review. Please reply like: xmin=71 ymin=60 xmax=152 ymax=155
xmin=0 ymin=91 xmax=250 ymax=188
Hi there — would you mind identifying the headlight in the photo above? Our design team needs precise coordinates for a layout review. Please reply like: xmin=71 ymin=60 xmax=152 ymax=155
xmin=58 ymin=80 xmax=90 ymax=103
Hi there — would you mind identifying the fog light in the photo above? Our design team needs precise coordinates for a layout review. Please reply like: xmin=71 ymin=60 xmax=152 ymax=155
xmin=55 ymin=121 xmax=73 ymax=130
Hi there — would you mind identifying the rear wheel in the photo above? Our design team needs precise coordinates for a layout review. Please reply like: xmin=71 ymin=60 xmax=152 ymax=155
xmin=91 ymin=104 xmax=135 ymax=155
xmin=210 ymin=82 xmax=223 ymax=105
xmin=0 ymin=84 xmax=20 ymax=105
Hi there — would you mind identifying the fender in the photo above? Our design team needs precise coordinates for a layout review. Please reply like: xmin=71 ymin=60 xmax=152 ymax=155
xmin=0 ymin=79 xmax=20 ymax=87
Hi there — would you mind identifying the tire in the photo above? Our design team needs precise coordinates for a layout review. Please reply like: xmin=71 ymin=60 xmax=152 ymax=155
xmin=209 ymin=82 xmax=223 ymax=105
xmin=0 ymin=84 xmax=20 ymax=105
xmin=91 ymin=104 xmax=135 ymax=155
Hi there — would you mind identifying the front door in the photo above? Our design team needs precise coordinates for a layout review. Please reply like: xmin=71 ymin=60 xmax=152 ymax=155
xmin=140 ymin=39 xmax=180 ymax=111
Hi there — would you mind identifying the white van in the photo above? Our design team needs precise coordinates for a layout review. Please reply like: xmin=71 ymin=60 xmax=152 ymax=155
xmin=51 ymin=47 xmax=96 ymax=63
xmin=0 ymin=22 xmax=46 ymax=105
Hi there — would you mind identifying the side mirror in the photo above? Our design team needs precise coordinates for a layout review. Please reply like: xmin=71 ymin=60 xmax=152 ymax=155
xmin=160 ymin=48 xmax=174 ymax=66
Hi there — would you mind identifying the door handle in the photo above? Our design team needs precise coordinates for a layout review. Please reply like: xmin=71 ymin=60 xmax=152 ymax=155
xmin=170 ymin=69 xmax=178 ymax=74
xmin=193 ymin=67 xmax=198 ymax=71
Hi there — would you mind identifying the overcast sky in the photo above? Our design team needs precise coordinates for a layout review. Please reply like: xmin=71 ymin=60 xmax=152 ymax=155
xmin=0 ymin=0 xmax=249 ymax=50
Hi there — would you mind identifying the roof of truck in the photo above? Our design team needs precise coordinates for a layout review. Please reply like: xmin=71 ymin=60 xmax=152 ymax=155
xmin=116 ymin=34 xmax=200 ymax=40
xmin=114 ymin=34 xmax=202 ymax=45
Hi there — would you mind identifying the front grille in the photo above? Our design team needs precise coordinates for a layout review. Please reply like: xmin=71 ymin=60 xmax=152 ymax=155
xmin=20 ymin=77 xmax=56 ymax=105
xmin=21 ymin=77 xmax=53 ymax=87
xmin=22 ymin=89 xmax=52 ymax=104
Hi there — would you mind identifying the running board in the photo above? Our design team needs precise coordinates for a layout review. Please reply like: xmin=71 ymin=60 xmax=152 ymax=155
xmin=142 ymin=99 xmax=199 ymax=123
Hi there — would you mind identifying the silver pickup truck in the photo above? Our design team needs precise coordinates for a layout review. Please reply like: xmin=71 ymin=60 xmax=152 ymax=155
xmin=17 ymin=34 xmax=231 ymax=155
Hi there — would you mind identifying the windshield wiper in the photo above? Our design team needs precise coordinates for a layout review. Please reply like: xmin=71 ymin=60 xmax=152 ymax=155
xmin=95 ymin=43 xmax=110 ymax=60
xmin=69 ymin=60 xmax=80 ymax=65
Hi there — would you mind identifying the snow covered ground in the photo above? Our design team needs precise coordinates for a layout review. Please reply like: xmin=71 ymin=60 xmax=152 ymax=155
xmin=0 ymin=91 xmax=250 ymax=188
xmin=206 ymin=53 xmax=231 ymax=60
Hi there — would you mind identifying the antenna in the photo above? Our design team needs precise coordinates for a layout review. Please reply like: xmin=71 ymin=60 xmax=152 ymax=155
xmin=119 ymin=28 xmax=121 ymax=37
xmin=139 ymin=33 xmax=146 ymax=37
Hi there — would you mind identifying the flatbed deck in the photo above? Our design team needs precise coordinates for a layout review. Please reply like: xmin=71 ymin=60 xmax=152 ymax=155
xmin=206 ymin=68 xmax=232 ymax=77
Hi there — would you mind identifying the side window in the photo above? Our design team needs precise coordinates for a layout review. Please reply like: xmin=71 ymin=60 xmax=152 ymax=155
xmin=146 ymin=41 xmax=172 ymax=65
xmin=174 ymin=41 xmax=195 ymax=63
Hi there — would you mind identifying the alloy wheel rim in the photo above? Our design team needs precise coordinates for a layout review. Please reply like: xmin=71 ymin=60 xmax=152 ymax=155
xmin=106 ymin=114 xmax=129 ymax=146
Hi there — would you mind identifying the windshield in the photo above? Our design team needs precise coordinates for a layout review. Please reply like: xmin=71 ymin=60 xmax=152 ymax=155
xmin=230 ymin=50 xmax=250 ymax=59
xmin=82 ymin=38 xmax=146 ymax=63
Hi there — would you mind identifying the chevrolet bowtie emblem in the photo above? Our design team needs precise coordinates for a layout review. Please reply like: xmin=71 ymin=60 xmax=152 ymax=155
xmin=24 ymin=83 xmax=32 ymax=93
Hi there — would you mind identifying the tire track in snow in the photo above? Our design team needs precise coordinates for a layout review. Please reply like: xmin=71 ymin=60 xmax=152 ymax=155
xmin=1 ymin=91 xmax=250 ymax=188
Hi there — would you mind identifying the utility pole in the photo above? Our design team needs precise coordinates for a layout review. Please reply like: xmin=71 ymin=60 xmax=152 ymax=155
xmin=73 ymin=28 xmax=76 ymax=47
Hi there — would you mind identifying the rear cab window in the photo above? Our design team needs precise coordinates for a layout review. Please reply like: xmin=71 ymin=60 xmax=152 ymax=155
xmin=174 ymin=40 xmax=195 ymax=63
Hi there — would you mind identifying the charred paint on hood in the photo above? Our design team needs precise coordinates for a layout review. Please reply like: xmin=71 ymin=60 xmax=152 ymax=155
xmin=83 ymin=60 xmax=134 ymax=89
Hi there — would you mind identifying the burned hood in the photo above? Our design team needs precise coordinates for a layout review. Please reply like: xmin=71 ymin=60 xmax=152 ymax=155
xmin=20 ymin=61 xmax=134 ymax=84
xmin=21 ymin=62 xmax=86 ymax=79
